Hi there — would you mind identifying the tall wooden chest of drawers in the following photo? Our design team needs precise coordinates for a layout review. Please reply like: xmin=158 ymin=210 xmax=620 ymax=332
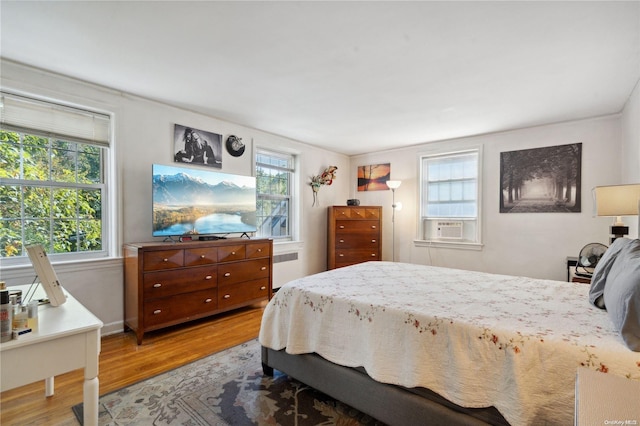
xmin=327 ymin=206 xmax=382 ymax=270
xmin=124 ymin=238 xmax=272 ymax=344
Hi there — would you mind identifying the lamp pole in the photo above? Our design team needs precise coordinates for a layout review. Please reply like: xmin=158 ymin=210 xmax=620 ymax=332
xmin=391 ymin=187 xmax=397 ymax=261
xmin=386 ymin=180 xmax=402 ymax=262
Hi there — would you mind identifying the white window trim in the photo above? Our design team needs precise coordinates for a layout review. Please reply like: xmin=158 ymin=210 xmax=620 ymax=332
xmin=253 ymin=142 xmax=302 ymax=249
xmin=414 ymin=239 xmax=484 ymax=251
xmin=415 ymin=143 xmax=484 ymax=250
xmin=0 ymin=92 xmax=116 ymax=267
xmin=0 ymin=256 xmax=122 ymax=282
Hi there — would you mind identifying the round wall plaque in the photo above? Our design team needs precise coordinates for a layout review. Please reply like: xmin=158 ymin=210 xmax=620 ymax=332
xmin=225 ymin=135 xmax=245 ymax=157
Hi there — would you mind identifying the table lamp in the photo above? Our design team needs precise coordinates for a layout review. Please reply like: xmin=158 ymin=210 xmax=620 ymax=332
xmin=593 ymin=183 xmax=640 ymax=242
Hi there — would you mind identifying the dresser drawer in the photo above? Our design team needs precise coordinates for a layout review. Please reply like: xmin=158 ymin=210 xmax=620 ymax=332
xmin=346 ymin=207 xmax=367 ymax=219
xmin=334 ymin=249 xmax=379 ymax=263
xmin=333 ymin=207 xmax=353 ymax=218
xmin=218 ymin=258 xmax=270 ymax=285
xmin=364 ymin=208 xmax=380 ymax=219
xmin=335 ymin=220 xmax=380 ymax=233
xmin=184 ymin=247 xmax=218 ymax=266
xmin=335 ymin=234 xmax=380 ymax=249
xmin=143 ymin=288 xmax=217 ymax=327
xmin=218 ymin=245 xmax=246 ymax=262
xmin=335 ymin=260 xmax=371 ymax=269
xmin=143 ymin=249 xmax=184 ymax=271
xmin=143 ymin=266 xmax=217 ymax=299
xmin=333 ymin=207 xmax=379 ymax=220
xmin=218 ymin=278 xmax=270 ymax=309
xmin=246 ymin=241 xmax=271 ymax=259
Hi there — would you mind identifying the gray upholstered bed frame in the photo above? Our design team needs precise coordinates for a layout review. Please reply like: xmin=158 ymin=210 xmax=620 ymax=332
xmin=261 ymin=346 xmax=509 ymax=426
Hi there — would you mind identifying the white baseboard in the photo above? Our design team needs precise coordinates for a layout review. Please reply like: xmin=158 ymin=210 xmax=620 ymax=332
xmin=100 ymin=320 xmax=124 ymax=337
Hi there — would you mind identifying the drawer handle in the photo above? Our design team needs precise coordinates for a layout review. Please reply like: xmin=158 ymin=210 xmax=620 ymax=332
xmin=223 ymin=294 xmax=231 ymax=299
xmin=224 ymin=272 xmax=231 ymax=277
xmin=339 ymin=239 xmax=345 ymax=243
xmin=153 ymin=283 xmax=162 ymax=288
xmin=231 ymin=251 xmax=236 ymax=255
xmin=257 ymin=248 xmax=262 ymax=252
xmin=355 ymin=211 xmax=361 ymax=215
xmin=371 ymin=253 xmax=376 ymax=257
xmin=261 ymin=266 xmax=267 ymax=271
xmin=205 ymin=298 xmax=212 ymax=303
xmin=200 ymin=254 xmax=206 ymax=259
xmin=205 ymin=275 xmax=212 ymax=280
xmin=341 ymin=212 xmax=346 ymax=215
xmin=339 ymin=225 xmax=345 ymax=229
xmin=339 ymin=254 xmax=344 ymax=257
xmin=163 ymin=258 xmax=168 ymax=262
xmin=260 ymin=286 xmax=266 ymax=290
xmin=371 ymin=239 xmax=376 ymax=243
xmin=371 ymin=226 xmax=377 ymax=229
xmin=153 ymin=309 xmax=162 ymax=315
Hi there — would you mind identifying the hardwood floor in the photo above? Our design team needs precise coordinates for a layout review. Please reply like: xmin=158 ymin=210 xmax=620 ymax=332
xmin=0 ymin=303 xmax=266 ymax=426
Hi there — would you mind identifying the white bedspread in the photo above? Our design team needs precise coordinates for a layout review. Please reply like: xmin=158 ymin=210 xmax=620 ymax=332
xmin=259 ymin=261 xmax=640 ymax=425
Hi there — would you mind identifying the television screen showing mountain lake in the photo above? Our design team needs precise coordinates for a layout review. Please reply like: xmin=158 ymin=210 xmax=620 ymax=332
xmin=156 ymin=212 xmax=256 ymax=236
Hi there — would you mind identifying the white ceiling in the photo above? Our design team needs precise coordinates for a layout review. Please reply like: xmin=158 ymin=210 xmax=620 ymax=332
xmin=1 ymin=1 xmax=639 ymax=156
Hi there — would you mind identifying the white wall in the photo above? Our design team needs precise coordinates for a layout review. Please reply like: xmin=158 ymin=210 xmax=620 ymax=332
xmin=621 ymin=78 xmax=640 ymax=237
xmin=350 ymin=115 xmax=624 ymax=281
xmin=2 ymin=59 xmax=637 ymax=335
xmin=0 ymin=60 xmax=349 ymax=335
xmin=622 ymin=79 xmax=640 ymax=183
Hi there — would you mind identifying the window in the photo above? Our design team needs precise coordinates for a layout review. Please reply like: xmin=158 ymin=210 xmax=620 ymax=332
xmin=0 ymin=92 xmax=110 ymax=263
xmin=255 ymin=148 xmax=295 ymax=240
xmin=419 ymin=148 xmax=482 ymax=246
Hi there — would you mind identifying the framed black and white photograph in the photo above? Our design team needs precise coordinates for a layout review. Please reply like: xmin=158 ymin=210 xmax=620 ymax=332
xmin=500 ymin=142 xmax=582 ymax=213
xmin=173 ymin=124 xmax=222 ymax=168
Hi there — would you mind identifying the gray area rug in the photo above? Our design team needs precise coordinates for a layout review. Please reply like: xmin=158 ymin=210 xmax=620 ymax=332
xmin=72 ymin=339 xmax=385 ymax=425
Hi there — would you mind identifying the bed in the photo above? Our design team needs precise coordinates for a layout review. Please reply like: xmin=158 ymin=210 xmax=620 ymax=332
xmin=258 ymin=259 xmax=640 ymax=425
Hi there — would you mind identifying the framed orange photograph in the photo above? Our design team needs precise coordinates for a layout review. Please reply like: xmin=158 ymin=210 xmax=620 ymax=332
xmin=358 ymin=163 xmax=391 ymax=191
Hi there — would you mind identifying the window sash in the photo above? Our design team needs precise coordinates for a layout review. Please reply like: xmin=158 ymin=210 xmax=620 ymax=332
xmin=420 ymin=148 xmax=481 ymax=245
xmin=256 ymin=150 xmax=294 ymax=173
xmin=1 ymin=127 xmax=107 ymax=259
xmin=422 ymin=151 xmax=479 ymax=220
xmin=256 ymin=148 xmax=294 ymax=240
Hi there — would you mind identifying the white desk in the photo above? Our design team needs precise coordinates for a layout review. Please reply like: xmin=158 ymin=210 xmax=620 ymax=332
xmin=0 ymin=285 xmax=103 ymax=426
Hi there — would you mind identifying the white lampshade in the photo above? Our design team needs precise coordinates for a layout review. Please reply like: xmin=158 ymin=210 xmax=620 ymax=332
xmin=386 ymin=180 xmax=402 ymax=190
xmin=593 ymin=184 xmax=640 ymax=218
xmin=593 ymin=184 xmax=640 ymax=239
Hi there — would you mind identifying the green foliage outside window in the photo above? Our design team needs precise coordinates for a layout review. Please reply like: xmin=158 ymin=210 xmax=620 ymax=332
xmin=0 ymin=129 xmax=104 ymax=258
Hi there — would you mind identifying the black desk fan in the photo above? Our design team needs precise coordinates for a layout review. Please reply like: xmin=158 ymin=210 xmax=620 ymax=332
xmin=575 ymin=243 xmax=608 ymax=278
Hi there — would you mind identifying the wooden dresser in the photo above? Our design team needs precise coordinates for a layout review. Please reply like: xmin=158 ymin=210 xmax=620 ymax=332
xmin=327 ymin=206 xmax=382 ymax=270
xmin=124 ymin=238 xmax=272 ymax=344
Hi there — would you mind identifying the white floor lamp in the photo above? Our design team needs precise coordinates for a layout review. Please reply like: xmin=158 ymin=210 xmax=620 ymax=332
xmin=386 ymin=180 xmax=402 ymax=261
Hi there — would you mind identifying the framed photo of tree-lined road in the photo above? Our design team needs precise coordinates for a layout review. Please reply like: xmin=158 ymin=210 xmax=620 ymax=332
xmin=500 ymin=143 xmax=582 ymax=213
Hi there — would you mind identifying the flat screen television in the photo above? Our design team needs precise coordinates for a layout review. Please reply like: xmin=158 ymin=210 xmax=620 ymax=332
xmin=152 ymin=164 xmax=257 ymax=238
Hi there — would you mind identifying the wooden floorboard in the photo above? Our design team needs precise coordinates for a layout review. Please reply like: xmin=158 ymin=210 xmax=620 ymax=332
xmin=0 ymin=303 xmax=265 ymax=426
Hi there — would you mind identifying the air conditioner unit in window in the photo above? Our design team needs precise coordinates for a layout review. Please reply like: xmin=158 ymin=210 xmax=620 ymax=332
xmin=437 ymin=221 xmax=463 ymax=239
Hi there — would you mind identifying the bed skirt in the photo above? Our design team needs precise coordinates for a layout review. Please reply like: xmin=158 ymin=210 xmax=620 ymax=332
xmin=261 ymin=346 xmax=510 ymax=426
